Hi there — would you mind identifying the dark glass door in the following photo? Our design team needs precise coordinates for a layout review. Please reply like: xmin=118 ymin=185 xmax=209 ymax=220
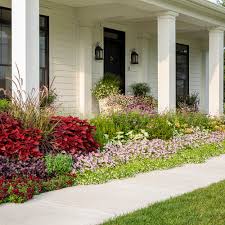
xmin=104 ymin=28 xmax=125 ymax=92
xmin=176 ymin=44 xmax=189 ymax=98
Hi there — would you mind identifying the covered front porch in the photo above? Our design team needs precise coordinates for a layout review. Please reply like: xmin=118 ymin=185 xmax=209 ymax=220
xmin=1 ymin=0 xmax=225 ymax=116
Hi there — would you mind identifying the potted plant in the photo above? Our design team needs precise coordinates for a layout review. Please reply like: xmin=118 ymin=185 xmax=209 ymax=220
xmin=130 ymin=83 xmax=151 ymax=97
xmin=92 ymin=73 xmax=121 ymax=113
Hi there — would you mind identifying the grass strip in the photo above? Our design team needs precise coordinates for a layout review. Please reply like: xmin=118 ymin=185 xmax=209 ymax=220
xmin=102 ymin=180 xmax=225 ymax=225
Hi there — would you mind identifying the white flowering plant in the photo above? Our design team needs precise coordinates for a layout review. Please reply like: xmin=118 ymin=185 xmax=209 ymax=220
xmin=92 ymin=73 xmax=121 ymax=100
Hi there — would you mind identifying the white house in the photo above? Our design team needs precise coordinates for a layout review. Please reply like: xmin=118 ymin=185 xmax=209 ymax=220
xmin=0 ymin=0 xmax=225 ymax=116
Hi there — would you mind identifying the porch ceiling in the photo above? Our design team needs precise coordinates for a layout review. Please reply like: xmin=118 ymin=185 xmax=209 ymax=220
xmin=74 ymin=3 xmax=214 ymax=38
xmin=47 ymin=0 xmax=225 ymax=40
xmin=46 ymin=0 xmax=117 ymax=7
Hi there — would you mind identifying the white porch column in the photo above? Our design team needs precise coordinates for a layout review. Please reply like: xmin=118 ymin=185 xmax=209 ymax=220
xmin=12 ymin=0 xmax=40 ymax=98
xmin=200 ymin=50 xmax=209 ymax=113
xmin=208 ymin=27 xmax=224 ymax=116
xmin=157 ymin=12 xmax=178 ymax=113
xmin=79 ymin=26 xmax=93 ymax=116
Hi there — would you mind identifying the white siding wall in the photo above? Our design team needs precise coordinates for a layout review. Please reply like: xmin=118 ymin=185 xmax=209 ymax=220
xmin=43 ymin=1 xmax=79 ymax=115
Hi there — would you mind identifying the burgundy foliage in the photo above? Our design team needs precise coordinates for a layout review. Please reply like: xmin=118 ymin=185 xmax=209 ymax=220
xmin=51 ymin=116 xmax=99 ymax=155
xmin=0 ymin=113 xmax=43 ymax=161
xmin=0 ymin=156 xmax=47 ymax=179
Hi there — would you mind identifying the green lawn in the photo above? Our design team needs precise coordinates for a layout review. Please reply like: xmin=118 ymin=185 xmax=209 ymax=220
xmin=102 ymin=180 xmax=225 ymax=225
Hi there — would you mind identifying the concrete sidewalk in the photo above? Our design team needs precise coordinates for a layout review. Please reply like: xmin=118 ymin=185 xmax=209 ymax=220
xmin=1 ymin=155 xmax=225 ymax=225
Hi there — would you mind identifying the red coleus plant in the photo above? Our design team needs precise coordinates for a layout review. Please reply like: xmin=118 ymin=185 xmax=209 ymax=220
xmin=0 ymin=113 xmax=43 ymax=161
xmin=51 ymin=116 xmax=99 ymax=155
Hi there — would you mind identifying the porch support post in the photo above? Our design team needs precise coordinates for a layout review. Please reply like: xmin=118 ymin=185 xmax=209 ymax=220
xmin=79 ymin=26 xmax=93 ymax=116
xmin=208 ymin=27 xmax=224 ymax=116
xmin=12 ymin=0 xmax=40 ymax=99
xmin=157 ymin=12 xmax=178 ymax=113
xmin=200 ymin=50 xmax=209 ymax=113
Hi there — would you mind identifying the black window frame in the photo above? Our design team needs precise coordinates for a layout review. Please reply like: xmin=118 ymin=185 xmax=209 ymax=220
xmin=40 ymin=15 xmax=50 ymax=88
xmin=176 ymin=43 xmax=190 ymax=98
xmin=0 ymin=7 xmax=11 ymax=92
xmin=0 ymin=6 xmax=50 ymax=90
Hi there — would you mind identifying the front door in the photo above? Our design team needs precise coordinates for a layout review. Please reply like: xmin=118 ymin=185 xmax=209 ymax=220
xmin=104 ymin=28 xmax=125 ymax=92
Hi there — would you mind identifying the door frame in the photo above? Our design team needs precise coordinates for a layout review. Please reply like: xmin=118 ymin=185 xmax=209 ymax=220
xmin=104 ymin=27 xmax=126 ymax=92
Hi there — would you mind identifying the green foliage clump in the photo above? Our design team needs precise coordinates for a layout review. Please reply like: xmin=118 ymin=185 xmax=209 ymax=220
xmin=171 ymin=112 xmax=213 ymax=131
xmin=45 ymin=154 xmax=73 ymax=176
xmin=92 ymin=73 xmax=121 ymax=100
xmin=130 ymin=83 xmax=150 ymax=97
xmin=145 ymin=114 xmax=175 ymax=140
xmin=91 ymin=111 xmax=219 ymax=146
xmin=0 ymin=99 xmax=10 ymax=112
xmin=105 ymin=130 xmax=149 ymax=145
xmin=42 ymin=175 xmax=76 ymax=192
xmin=91 ymin=112 xmax=150 ymax=146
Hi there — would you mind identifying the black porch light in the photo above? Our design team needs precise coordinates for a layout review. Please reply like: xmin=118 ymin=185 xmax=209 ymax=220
xmin=95 ymin=42 xmax=104 ymax=60
xmin=131 ymin=49 xmax=139 ymax=65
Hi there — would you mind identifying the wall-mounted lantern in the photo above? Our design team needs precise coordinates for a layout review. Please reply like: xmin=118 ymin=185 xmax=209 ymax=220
xmin=131 ymin=49 xmax=139 ymax=65
xmin=95 ymin=43 xmax=104 ymax=60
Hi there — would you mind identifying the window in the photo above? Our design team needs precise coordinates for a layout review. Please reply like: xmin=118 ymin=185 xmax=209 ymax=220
xmin=0 ymin=7 xmax=11 ymax=91
xmin=0 ymin=7 xmax=49 ymax=91
xmin=176 ymin=44 xmax=189 ymax=98
xmin=40 ymin=16 xmax=49 ymax=88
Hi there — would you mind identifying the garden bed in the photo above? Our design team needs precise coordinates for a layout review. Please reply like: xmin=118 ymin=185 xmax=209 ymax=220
xmin=1 ymin=91 xmax=225 ymax=204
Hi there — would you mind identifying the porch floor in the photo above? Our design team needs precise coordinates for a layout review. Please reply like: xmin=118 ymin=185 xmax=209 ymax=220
xmin=1 ymin=155 xmax=225 ymax=225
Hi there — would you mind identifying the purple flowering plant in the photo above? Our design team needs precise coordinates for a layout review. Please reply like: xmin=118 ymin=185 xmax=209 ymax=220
xmin=73 ymin=130 xmax=225 ymax=172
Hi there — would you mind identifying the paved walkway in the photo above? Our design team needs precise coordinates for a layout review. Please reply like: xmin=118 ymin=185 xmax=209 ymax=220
xmin=1 ymin=155 xmax=225 ymax=225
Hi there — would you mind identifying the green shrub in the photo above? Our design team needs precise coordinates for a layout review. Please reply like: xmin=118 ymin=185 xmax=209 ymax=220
xmin=91 ymin=111 xmax=217 ymax=146
xmin=0 ymin=99 xmax=10 ymax=112
xmin=92 ymin=112 xmax=176 ymax=145
xmin=92 ymin=73 xmax=121 ymax=100
xmin=45 ymin=154 xmax=73 ymax=176
xmin=170 ymin=112 xmax=213 ymax=131
xmin=130 ymin=83 xmax=150 ymax=97
xmin=91 ymin=112 xmax=150 ymax=146
xmin=146 ymin=115 xmax=175 ymax=140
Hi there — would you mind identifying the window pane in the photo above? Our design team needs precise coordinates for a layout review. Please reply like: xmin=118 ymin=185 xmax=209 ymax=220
xmin=40 ymin=16 xmax=48 ymax=30
xmin=0 ymin=8 xmax=11 ymax=90
xmin=176 ymin=44 xmax=189 ymax=98
xmin=0 ymin=9 xmax=11 ymax=24
xmin=0 ymin=25 xmax=11 ymax=65
xmin=0 ymin=8 xmax=49 ymax=90
xmin=0 ymin=65 xmax=11 ymax=90
xmin=40 ymin=68 xmax=48 ymax=87
xmin=39 ymin=16 xmax=49 ymax=88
